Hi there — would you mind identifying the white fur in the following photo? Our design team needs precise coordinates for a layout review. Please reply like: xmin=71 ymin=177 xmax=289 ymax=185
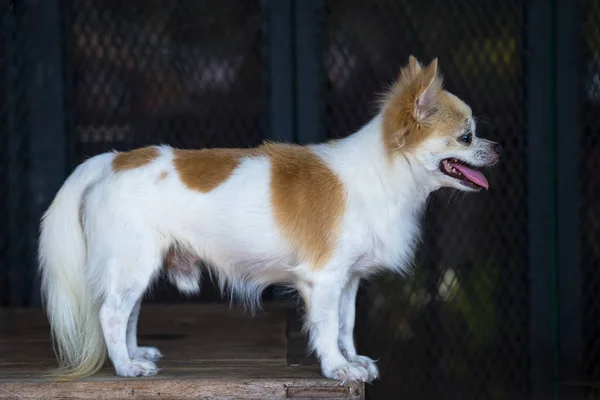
xmin=38 ymin=153 xmax=114 ymax=379
xmin=39 ymin=106 xmax=497 ymax=381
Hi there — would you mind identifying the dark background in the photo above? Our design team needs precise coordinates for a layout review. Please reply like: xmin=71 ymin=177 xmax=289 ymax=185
xmin=0 ymin=0 xmax=596 ymax=399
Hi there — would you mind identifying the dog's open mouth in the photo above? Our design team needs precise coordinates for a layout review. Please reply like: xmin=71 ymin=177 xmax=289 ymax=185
xmin=440 ymin=158 xmax=489 ymax=190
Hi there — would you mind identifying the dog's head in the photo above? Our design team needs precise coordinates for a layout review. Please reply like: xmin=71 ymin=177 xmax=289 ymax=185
xmin=382 ymin=56 xmax=502 ymax=191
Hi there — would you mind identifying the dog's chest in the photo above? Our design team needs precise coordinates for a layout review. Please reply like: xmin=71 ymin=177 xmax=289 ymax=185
xmin=350 ymin=204 xmax=422 ymax=273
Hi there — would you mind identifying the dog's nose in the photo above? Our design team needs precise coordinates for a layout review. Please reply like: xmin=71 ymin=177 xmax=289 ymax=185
xmin=493 ymin=143 xmax=503 ymax=155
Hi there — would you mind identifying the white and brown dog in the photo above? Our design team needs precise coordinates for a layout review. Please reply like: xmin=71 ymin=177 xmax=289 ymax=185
xmin=39 ymin=56 xmax=502 ymax=382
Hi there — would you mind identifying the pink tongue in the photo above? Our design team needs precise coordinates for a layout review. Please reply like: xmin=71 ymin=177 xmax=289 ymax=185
xmin=450 ymin=161 xmax=489 ymax=190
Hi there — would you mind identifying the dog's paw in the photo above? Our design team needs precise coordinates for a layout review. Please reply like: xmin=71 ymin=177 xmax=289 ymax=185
xmin=115 ymin=359 xmax=159 ymax=377
xmin=131 ymin=346 xmax=163 ymax=362
xmin=350 ymin=355 xmax=379 ymax=382
xmin=324 ymin=362 xmax=370 ymax=383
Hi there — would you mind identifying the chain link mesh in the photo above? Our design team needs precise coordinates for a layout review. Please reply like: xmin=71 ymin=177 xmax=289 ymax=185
xmin=322 ymin=1 xmax=528 ymax=398
xmin=0 ymin=3 xmax=32 ymax=306
xmin=583 ymin=0 xmax=600 ymax=395
xmin=0 ymin=7 xmax=7 ymax=306
xmin=67 ymin=0 xmax=265 ymax=161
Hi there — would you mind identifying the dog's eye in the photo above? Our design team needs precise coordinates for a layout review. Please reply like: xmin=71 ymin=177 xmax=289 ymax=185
xmin=459 ymin=133 xmax=472 ymax=144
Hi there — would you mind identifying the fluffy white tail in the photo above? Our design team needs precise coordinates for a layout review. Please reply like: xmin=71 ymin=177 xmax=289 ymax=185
xmin=38 ymin=153 xmax=114 ymax=380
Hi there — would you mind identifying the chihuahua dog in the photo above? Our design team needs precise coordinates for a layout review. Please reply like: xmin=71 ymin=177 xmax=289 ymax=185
xmin=39 ymin=56 xmax=501 ymax=382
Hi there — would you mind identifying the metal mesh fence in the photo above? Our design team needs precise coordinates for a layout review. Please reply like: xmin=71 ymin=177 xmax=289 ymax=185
xmin=321 ymin=1 xmax=529 ymax=399
xmin=0 ymin=2 xmax=33 ymax=306
xmin=0 ymin=5 xmax=7 ymax=306
xmin=67 ymin=0 xmax=265 ymax=160
xmin=582 ymin=0 xmax=600 ymax=395
xmin=0 ymin=4 xmax=7 ymax=306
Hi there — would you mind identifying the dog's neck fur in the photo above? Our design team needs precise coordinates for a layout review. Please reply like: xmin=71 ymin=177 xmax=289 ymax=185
xmin=313 ymin=114 xmax=435 ymax=273
xmin=317 ymin=113 xmax=436 ymax=210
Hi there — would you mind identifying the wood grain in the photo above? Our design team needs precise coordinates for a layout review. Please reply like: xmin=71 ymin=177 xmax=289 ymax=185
xmin=0 ymin=303 xmax=364 ymax=399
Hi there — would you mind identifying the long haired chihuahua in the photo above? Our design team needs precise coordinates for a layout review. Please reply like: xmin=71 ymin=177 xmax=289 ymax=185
xmin=39 ymin=56 xmax=502 ymax=382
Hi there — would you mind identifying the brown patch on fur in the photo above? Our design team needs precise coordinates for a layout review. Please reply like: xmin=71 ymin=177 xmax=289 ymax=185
xmin=112 ymin=147 xmax=159 ymax=172
xmin=173 ymin=148 xmax=253 ymax=192
xmin=265 ymin=143 xmax=345 ymax=269
xmin=157 ymin=171 xmax=169 ymax=182
xmin=381 ymin=56 xmax=446 ymax=159
xmin=171 ymin=142 xmax=345 ymax=268
xmin=434 ymin=91 xmax=472 ymax=135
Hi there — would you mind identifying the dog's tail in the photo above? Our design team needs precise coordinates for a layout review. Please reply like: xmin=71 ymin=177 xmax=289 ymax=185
xmin=38 ymin=152 xmax=115 ymax=380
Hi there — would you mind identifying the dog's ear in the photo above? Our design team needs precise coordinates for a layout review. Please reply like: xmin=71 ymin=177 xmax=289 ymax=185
xmin=386 ymin=57 xmax=443 ymax=125
xmin=408 ymin=55 xmax=421 ymax=72
xmin=412 ymin=58 xmax=441 ymax=123
xmin=382 ymin=57 xmax=444 ymax=152
xmin=397 ymin=55 xmax=422 ymax=87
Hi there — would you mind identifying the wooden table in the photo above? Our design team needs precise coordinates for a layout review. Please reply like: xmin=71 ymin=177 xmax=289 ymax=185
xmin=0 ymin=303 xmax=364 ymax=399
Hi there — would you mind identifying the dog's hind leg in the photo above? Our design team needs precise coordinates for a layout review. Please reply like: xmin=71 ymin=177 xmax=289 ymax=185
xmin=98 ymin=253 xmax=161 ymax=377
xmin=126 ymin=297 xmax=163 ymax=362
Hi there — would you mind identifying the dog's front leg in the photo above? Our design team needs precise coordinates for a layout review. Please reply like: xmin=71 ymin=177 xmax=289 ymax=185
xmin=338 ymin=276 xmax=379 ymax=381
xmin=300 ymin=272 xmax=371 ymax=383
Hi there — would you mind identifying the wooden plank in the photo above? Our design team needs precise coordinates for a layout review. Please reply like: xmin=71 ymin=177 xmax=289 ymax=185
xmin=0 ymin=376 xmax=364 ymax=400
xmin=0 ymin=304 xmax=364 ymax=399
